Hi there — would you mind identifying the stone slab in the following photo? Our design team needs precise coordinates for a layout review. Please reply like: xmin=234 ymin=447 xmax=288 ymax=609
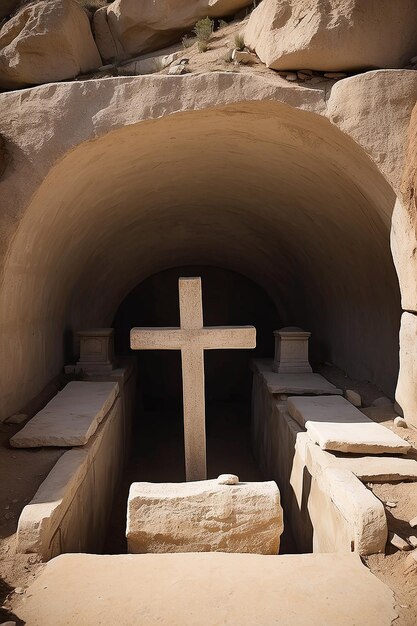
xmin=288 ymin=395 xmax=411 ymax=454
xmin=127 ymin=479 xmax=282 ymax=555
xmin=15 ymin=552 xmax=397 ymax=626
xmin=10 ymin=381 xmax=118 ymax=448
xmin=251 ymin=359 xmax=342 ymax=395
xmin=328 ymin=454 xmax=417 ymax=482
xmin=17 ymin=448 xmax=89 ymax=557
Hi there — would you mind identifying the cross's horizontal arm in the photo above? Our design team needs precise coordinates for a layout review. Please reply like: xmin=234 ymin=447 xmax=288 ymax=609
xmin=131 ymin=326 xmax=256 ymax=351
xmin=130 ymin=327 xmax=184 ymax=350
xmin=197 ymin=326 xmax=256 ymax=350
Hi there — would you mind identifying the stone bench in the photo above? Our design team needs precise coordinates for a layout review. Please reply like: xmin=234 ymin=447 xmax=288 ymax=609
xmin=10 ymin=381 xmax=118 ymax=448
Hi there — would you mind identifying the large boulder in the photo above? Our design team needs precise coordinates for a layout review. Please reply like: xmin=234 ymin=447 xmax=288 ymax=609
xmin=0 ymin=0 xmax=102 ymax=90
xmin=244 ymin=0 xmax=417 ymax=72
xmin=95 ymin=0 xmax=253 ymax=61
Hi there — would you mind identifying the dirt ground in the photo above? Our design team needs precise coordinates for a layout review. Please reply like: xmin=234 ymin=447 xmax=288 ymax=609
xmin=319 ymin=365 xmax=417 ymax=626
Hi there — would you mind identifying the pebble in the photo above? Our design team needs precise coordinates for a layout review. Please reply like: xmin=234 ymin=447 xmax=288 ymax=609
xmin=345 ymin=389 xmax=362 ymax=407
xmin=297 ymin=72 xmax=311 ymax=81
xmin=390 ymin=532 xmax=412 ymax=551
xmin=217 ymin=474 xmax=239 ymax=485
xmin=385 ymin=501 xmax=397 ymax=508
xmin=409 ymin=515 xmax=417 ymax=528
xmin=323 ymin=72 xmax=347 ymax=79
xmin=167 ymin=65 xmax=187 ymax=75
xmin=372 ymin=396 xmax=392 ymax=407
xmin=299 ymin=69 xmax=313 ymax=75
xmin=408 ymin=535 xmax=417 ymax=548
xmin=4 ymin=413 xmax=28 ymax=425
xmin=1 ymin=622 xmax=17 ymax=626
xmin=394 ymin=416 xmax=407 ymax=428
xmin=13 ymin=588 xmax=24 ymax=595
xmin=285 ymin=73 xmax=298 ymax=81
xmin=404 ymin=549 xmax=417 ymax=572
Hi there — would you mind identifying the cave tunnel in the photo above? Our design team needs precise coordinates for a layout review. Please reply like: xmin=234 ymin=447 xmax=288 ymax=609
xmin=0 ymin=101 xmax=402 ymax=550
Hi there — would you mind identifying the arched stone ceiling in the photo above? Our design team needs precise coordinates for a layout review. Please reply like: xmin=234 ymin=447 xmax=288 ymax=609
xmin=0 ymin=99 xmax=401 ymax=419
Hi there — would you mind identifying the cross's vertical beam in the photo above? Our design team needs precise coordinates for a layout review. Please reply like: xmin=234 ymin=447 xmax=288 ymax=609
xmin=181 ymin=346 xmax=206 ymax=481
xmin=179 ymin=278 xmax=206 ymax=480
xmin=179 ymin=277 xmax=203 ymax=330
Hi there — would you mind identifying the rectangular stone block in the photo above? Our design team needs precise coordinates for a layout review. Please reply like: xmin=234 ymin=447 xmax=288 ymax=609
xmin=10 ymin=381 xmax=118 ymax=448
xmin=288 ymin=395 xmax=410 ymax=454
xmin=77 ymin=328 xmax=114 ymax=375
xmin=272 ymin=327 xmax=312 ymax=374
xmin=126 ymin=479 xmax=283 ymax=555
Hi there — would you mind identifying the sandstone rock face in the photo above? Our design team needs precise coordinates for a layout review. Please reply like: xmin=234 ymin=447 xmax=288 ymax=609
xmin=127 ymin=479 xmax=283 ymax=554
xmin=0 ymin=0 xmax=102 ymax=90
xmin=245 ymin=0 xmax=417 ymax=72
xmin=396 ymin=313 xmax=417 ymax=429
xmin=97 ymin=0 xmax=253 ymax=60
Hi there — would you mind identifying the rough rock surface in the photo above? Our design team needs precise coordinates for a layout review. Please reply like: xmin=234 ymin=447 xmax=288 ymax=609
xmin=127 ymin=479 xmax=283 ymax=554
xmin=396 ymin=312 xmax=417 ymax=429
xmin=96 ymin=0 xmax=253 ymax=60
xmin=0 ymin=0 xmax=102 ymax=90
xmin=244 ymin=0 xmax=417 ymax=72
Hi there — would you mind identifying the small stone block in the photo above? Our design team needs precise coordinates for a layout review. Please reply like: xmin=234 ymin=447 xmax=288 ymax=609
xmin=77 ymin=328 xmax=114 ymax=375
xmin=394 ymin=416 xmax=408 ymax=428
xmin=389 ymin=532 xmax=412 ymax=551
xmin=272 ymin=327 xmax=312 ymax=374
xmin=409 ymin=515 xmax=417 ymax=528
xmin=408 ymin=536 xmax=417 ymax=548
xmin=288 ymin=395 xmax=411 ymax=454
xmin=126 ymin=479 xmax=283 ymax=555
xmin=345 ymin=389 xmax=361 ymax=407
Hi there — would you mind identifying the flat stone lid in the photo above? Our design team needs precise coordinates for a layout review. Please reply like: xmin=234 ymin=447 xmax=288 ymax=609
xmin=10 ymin=381 xmax=118 ymax=448
xmin=15 ymin=552 xmax=396 ymax=626
xmin=288 ymin=395 xmax=410 ymax=454
xmin=251 ymin=359 xmax=342 ymax=395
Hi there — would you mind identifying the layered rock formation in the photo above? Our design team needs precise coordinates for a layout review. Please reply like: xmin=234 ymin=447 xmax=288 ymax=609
xmin=245 ymin=0 xmax=417 ymax=71
xmin=0 ymin=0 xmax=102 ymax=89
xmin=95 ymin=0 xmax=253 ymax=60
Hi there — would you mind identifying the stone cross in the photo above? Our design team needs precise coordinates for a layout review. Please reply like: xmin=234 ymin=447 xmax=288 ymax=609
xmin=130 ymin=277 xmax=256 ymax=481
